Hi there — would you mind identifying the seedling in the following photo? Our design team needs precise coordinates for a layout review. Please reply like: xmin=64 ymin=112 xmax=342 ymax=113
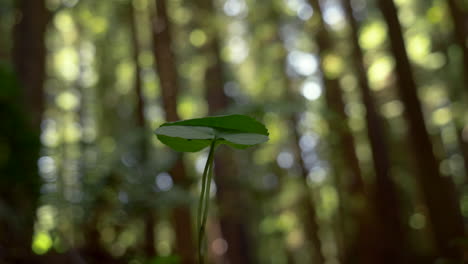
xmin=155 ymin=114 xmax=269 ymax=264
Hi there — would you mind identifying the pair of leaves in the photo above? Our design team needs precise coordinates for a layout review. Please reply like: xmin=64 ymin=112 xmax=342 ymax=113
xmin=155 ymin=114 xmax=269 ymax=264
xmin=155 ymin=115 xmax=269 ymax=152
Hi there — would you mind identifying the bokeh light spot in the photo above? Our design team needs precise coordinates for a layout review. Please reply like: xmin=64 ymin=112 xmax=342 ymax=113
xmin=155 ymin=172 xmax=173 ymax=191
xmin=190 ymin=29 xmax=207 ymax=47
xmin=277 ymin=151 xmax=294 ymax=169
xmin=212 ymin=238 xmax=228 ymax=256
xmin=301 ymin=81 xmax=322 ymax=101
xmin=32 ymin=232 xmax=53 ymax=255
xmin=409 ymin=213 xmax=426 ymax=230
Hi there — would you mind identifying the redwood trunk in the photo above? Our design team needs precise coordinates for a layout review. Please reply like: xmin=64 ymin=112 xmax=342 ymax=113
xmin=196 ymin=1 xmax=255 ymax=261
xmin=446 ymin=0 xmax=468 ymax=90
xmin=129 ymin=3 xmax=156 ymax=257
xmin=342 ymin=1 xmax=407 ymax=263
xmin=446 ymin=0 xmax=468 ymax=180
xmin=151 ymin=1 xmax=195 ymax=262
xmin=307 ymin=0 xmax=372 ymax=262
xmin=378 ymin=0 xmax=465 ymax=259
xmin=2 ymin=0 xmax=48 ymax=262
xmin=13 ymin=0 xmax=48 ymax=128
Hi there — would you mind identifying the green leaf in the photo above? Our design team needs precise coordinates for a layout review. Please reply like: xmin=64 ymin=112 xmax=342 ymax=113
xmin=217 ymin=132 xmax=269 ymax=145
xmin=154 ymin=115 xmax=269 ymax=152
xmin=157 ymin=126 xmax=215 ymax=139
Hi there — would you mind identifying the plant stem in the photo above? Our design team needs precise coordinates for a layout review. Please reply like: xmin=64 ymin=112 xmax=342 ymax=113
xmin=198 ymin=139 xmax=216 ymax=264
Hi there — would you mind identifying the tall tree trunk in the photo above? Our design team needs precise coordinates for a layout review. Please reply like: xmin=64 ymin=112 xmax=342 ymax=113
xmin=341 ymin=1 xmax=407 ymax=263
xmin=446 ymin=0 xmax=468 ymax=181
xmin=0 ymin=0 xmax=48 ymax=262
xmin=192 ymin=1 xmax=255 ymax=263
xmin=203 ymin=41 xmax=256 ymax=262
xmin=129 ymin=3 xmax=156 ymax=258
xmin=151 ymin=1 xmax=195 ymax=263
xmin=447 ymin=0 xmax=468 ymax=90
xmin=306 ymin=0 xmax=364 ymax=200
xmin=13 ymin=0 xmax=48 ymax=129
xmin=76 ymin=26 xmax=113 ymax=263
xmin=378 ymin=0 xmax=465 ymax=259
xmin=290 ymin=115 xmax=326 ymax=264
xmin=306 ymin=0 xmax=373 ymax=262
xmin=266 ymin=8 xmax=325 ymax=262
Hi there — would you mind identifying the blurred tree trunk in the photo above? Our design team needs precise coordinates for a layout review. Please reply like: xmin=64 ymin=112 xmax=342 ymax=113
xmin=75 ymin=25 xmax=115 ymax=263
xmin=306 ymin=0 xmax=363 ymax=203
xmin=266 ymin=7 xmax=325 ymax=262
xmin=447 ymin=0 xmax=468 ymax=89
xmin=290 ymin=115 xmax=326 ymax=264
xmin=306 ymin=0 xmax=376 ymax=262
xmin=0 ymin=0 xmax=49 ymax=262
xmin=13 ymin=0 xmax=48 ymax=128
xmin=129 ymin=3 xmax=156 ymax=258
xmin=205 ymin=56 xmax=254 ymax=264
xmin=151 ymin=1 xmax=195 ymax=263
xmin=456 ymin=128 xmax=468 ymax=182
xmin=378 ymin=0 xmax=465 ymax=260
xmin=446 ymin=0 xmax=468 ymax=181
xmin=341 ymin=1 xmax=408 ymax=263
xmin=83 ymin=14 xmax=129 ymax=262
xmin=192 ymin=1 xmax=255 ymax=263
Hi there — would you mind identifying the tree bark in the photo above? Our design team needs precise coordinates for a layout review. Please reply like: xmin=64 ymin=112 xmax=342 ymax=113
xmin=0 ymin=0 xmax=49 ymax=262
xmin=306 ymin=0 xmax=374 ymax=262
xmin=272 ymin=20 xmax=326 ymax=264
xmin=129 ymin=3 xmax=157 ymax=257
xmin=151 ymin=1 xmax=195 ymax=263
xmin=290 ymin=115 xmax=326 ymax=264
xmin=445 ymin=0 xmax=468 ymax=181
xmin=13 ymin=0 xmax=48 ymax=129
xmin=446 ymin=0 xmax=468 ymax=91
xmin=306 ymin=0 xmax=364 ymax=196
xmin=341 ymin=1 xmax=408 ymax=263
xmin=378 ymin=0 xmax=465 ymax=259
xmin=192 ymin=0 xmax=255 ymax=262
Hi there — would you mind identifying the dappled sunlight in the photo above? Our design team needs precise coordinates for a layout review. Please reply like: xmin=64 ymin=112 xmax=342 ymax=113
xmin=359 ymin=21 xmax=387 ymax=50
xmin=409 ymin=213 xmax=426 ymax=230
xmin=223 ymin=0 xmax=248 ymax=17
xmin=322 ymin=53 xmax=344 ymax=79
xmin=288 ymin=50 xmax=318 ymax=76
xmin=189 ymin=29 xmax=207 ymax=47
xmin=56 ymin=91 xmax=80 ymax=111
xmin=32 ymin=232 xmax=53 ymax=255
xmin=407 ymin=33 xmax=431 ymax=64
xmin=381 ymin=100 xmax=404 ymax=118
xmin=367 ymin=55 xmax=394 ymax=90
xmin=225 ymin=36 xmax=249 ymax=64
xmin=155 ymin=172 xmax=174 ymax=191
xmin=322 ymin=1 xmax=345 ymax=30
xmin=277 ymin=151 xmax=295 ymax=169
xmin=54 ymin=48 xmax=79 ymax=81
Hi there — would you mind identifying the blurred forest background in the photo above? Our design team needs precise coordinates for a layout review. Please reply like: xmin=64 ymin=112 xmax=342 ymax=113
xmin=1 ymin=0 xmax=468 ymax=263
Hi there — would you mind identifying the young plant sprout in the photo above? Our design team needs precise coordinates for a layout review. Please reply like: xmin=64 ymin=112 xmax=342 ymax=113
xmin=155 ymin=114 xmax=269 ymax=264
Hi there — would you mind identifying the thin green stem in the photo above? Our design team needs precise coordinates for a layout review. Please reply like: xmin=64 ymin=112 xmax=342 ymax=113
xmin=198 ymin=139 xmax=216 ymax=264
xmin=201 ymin=155 xmax=214 ymax=235
xmin=197 ymin=153 xmax=210 ymax=228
